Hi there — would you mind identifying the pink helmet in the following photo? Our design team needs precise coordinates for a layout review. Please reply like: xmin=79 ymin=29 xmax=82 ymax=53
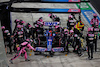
xmin=15 ymin=19 xmax=20 ymax=23
xmin=35 ymin=24 xmax=38 ymax=27
xmin=64 ymin=29 xmax=68 ymax=32
xmin=39 ymin=19 xmax=43 ymax=22
xmin=70 ymin=30 xmax=74 ymax=33
xmin=21 ymin=42 xmax=28 ymax=46
xmin=48 ymin=14 xmax=52 ymax=17
xmin=20 ymin=20 xmax=25 ymax=24
xmin=1 ymin=26 xmax=5 ymax=29
xmin=74 ymin=34 xmax=78 ymax=37
xmin=17 ymin=25 xmax=22 ymax=28
xmin=4 ymin=30 xmax=9 ymax=33
xmin=26 ymin=39 xmax=33 ymax=42
xmin=68 ymin=15 xmax=73 ymax=18
xmin=21 ymin=21 xmax=25 ymax=23
xmin=65 ymin=32 xmax=67 ymax=34
xmin=26 ymin=39 xmax=30 ymax=41
xmin=26 ymin=23 xmax=32 ymax=27
xmin=88 ymin=27 xmax=94 ymax=31
xmin=29 ymin=25 xmax=32 ymax=27
xmin=55 ymin=25 xmax=59 ymax=29
xmin=93 ymin=13 xmax=97 ymax=16
xmin=36 ymin=24 xmax=39 ymax=27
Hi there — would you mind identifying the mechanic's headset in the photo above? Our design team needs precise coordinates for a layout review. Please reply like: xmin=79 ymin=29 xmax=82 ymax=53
xmin=39 ymin=17 xmax=43 ymax=19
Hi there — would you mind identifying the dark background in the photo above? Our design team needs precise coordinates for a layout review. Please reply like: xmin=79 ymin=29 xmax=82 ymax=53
xmin=90 ymin=0 xmax=100 ymax=14
xmin=0 ymin=5 xmax=12 ymax=33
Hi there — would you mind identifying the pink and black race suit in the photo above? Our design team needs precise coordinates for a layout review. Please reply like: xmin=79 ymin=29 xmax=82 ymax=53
xmin=94 ymin=28 xmax=99 ymax=35
xmin=87 ymin=34 xmax=94 ymax=42
xmin=90 ymin=18 xmax=99 ymax=27
xmin=67 ymin=20 xmax=75 ymax=29
xmin=49 ymin=14 xmax=56 ymax=19
xmin=15 ymin=30 xmax=24 ymax=44
xmin=11 ymin=42 xmax=35 ymax=60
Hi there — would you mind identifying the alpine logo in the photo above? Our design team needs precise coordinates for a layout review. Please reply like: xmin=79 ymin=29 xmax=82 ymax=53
xmin=44 ymin=22 xmax=59 ymax=26
xmin=72 ymin=0 xmax=78 ymax=1
xmin=48 ymin=39 xmax=52 ymax=41
xmin=71 ymin=9 xmax=79 ymax=12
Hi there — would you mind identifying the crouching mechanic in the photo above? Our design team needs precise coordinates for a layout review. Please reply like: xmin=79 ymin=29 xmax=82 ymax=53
xmin=9 ymin=39 xmax=35 ymax=64
xmin=67 ymin=30 xmax=74 ymax=53
xmin=86 ymin=27 xmax=94 ymax=60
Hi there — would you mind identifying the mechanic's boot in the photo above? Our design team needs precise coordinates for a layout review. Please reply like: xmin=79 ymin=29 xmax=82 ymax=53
xmin=73 ymin=50 xmax=76 ymax=52
xmin=9 ymin=52 xmax=12 ymax=54
xmin=86 ymin=57 xmax=91 ymax=60
xmin=21 ymin=53 xmax=24 ymax=57
xmin=25 ymin=59 xmax=30 ymax=61
xmin=78 ymin=53 xmax=82 ymax=57
xmin=9 ymin=60 xmax=13 ymax=64
xmin=90 ymin=57 xmax=93 ymax=60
